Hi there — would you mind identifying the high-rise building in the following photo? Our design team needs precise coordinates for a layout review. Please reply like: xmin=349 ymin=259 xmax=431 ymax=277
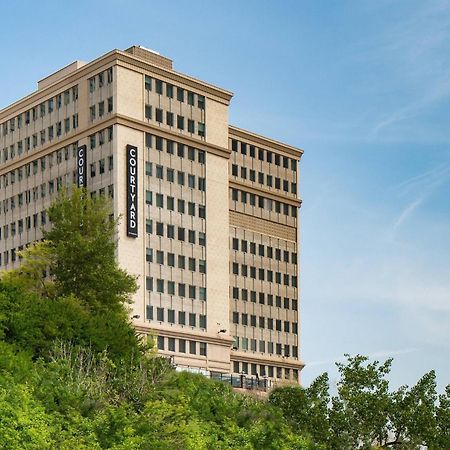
xmin=0 ymin=46 xmax=304 ymax=384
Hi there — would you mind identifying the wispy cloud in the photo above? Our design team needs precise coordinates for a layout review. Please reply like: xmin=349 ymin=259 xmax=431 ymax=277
xmin=390 ymin=161 xmax=450 ymax=233
xmin=307 ymin=348 xmax=418 ymax=368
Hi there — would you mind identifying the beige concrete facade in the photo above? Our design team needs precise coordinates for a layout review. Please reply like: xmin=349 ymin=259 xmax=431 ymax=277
xmin=0 ymin=46 xmax=304 ymax=383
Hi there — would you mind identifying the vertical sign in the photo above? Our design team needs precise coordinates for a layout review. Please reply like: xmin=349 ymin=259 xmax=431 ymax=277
xmin=126 ymin=144 xmax=138 ymax=237
xmin=77 ymin=145 xmax=87 ymax=187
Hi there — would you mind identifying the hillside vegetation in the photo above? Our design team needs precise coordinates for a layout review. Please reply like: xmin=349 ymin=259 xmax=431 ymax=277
xmin=0 ymin=189 xmax=448 ymax=449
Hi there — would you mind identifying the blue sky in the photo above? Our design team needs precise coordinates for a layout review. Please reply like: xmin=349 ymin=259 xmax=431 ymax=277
xmin=1 ymin=0 xmax=449 ymax=391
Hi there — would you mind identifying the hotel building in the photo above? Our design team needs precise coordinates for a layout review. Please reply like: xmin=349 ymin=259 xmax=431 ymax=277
xmin=0 ymin=46 xmax=304 ymax=383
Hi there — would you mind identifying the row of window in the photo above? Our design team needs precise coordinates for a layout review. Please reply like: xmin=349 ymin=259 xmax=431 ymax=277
xmin=156 ymin=335 xmax=207 ymax=356
xmin=231 ymin=139 xmax=297 ymax=172
xmin=1 ymin=115 xmax=79 ymax=163
xmin=88 ymin=68 xmax=113 ymax=93
xmin=146 ymin=163 xmax=206 ymax=190
xmin=231 ymin=289 xmax=298 ymax=310
xmin=231 ymin=238 xmax=297 ymax=264
xmin=146 ymin=248 xmax=206 ymax=272
xmin=145 ymin=105 xmax=205 ymax=136
xmin=231 ymin=188 xmax=297 ymax=218
xmin=1 ymin=127 xmax=113 ymax=189
xmin=0 ymin=211 xmax=47 ymax=241
xmin=145 ymin=134 xmax=206 ymax=163
xmin=2 ymin=174 xmax=71 ymax=213
xmin=89 ymin=98 xmax=113 ymax=121
xmin=233 ymin=336 xmax=298 ymax=358
xmin=232 ymin=361 xmax=299 ymax=381
xmin=1 ymin=86 xmax=79 ymax=139
xmin=88 ymin=126 xmax=114 ymax=149
xmin=232 ymin=313 xmax=298 ymax=334
xmin=231 ymin=164 xmax=297 ymax=194
xmin=144 ymin=75 xmax=205 ymax=109
xmin=146 ymin=192 xmax=206 ymax=219
xmin=147 ymin=220 xmax=206 ymax=246
xmin=145 ymin=277 xmax=206 ymax=300
xmin=90 ymin=157 xmax=114 ymax=178
xmin=147 ymin=306 xmax=207 ymax=329
xmin=231 ymin=263 xmax=298 ymax=287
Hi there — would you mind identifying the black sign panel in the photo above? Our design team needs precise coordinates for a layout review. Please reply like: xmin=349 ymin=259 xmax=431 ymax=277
xmin=77 ymin=145 xmax=87 ymax=188
xmin=126 ymin=145 xmax=138 ymax=238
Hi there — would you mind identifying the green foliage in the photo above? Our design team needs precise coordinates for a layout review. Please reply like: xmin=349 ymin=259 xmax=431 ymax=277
xmin=43 ymin=187 xmax=138 ymax=312
xmin=270 ymin=354 xmax=450 ymax=449
xmin=0 ymin=188 xmax=447 ymax=448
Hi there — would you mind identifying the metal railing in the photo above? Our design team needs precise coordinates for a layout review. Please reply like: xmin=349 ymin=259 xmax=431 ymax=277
xmin=170 ymin=361 xmax=272 ymax=392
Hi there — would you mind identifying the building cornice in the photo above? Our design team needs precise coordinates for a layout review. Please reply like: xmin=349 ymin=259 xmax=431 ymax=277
xmin=0 ymin=114 xmax=231 ymax=176
xmin=116 ymin=114 xmax=231 ymax=159
xmin=229 ymin=125 xmax=304 ymax=159
xmin=134 ymin=322 xmax=234 ymax=347
xmin=229 ymin=179 xmax=302 ymax=207
xmin=231 ymin=350 xmax=305 ymax=370
xmin=0 ymin=49 xmax=233 ymax=120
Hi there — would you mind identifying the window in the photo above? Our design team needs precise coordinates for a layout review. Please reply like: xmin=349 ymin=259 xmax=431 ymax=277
xmin=156 ymin=222 xmax=164 ymax=236
xmin=145 ymin=161 xmax=152 ymax=176
xmin=179 ymin=339 xmax=186 ymax=352
xmin=146 ymin=248 xmax=153 ymax=262
xmin=177 ymin=115 xmax=184 ymax=130
xmin=198 ymin=95 xmax=205 ymax=109
xmin=146 ymin=277 xmax=153 ymax=291
xmin=157 ymin=336 xmax=164 ymax=350
xmin=145 ymin=104 xmax=152 ymax=119
xmin=145 ymin=190 xmax=152 ymax=205
xmin=168 ymin=337 xmax=175 ymax=351
xmin=178 ymin=312 xmax=186 ymax=325
xmin=166 ymin=84 xmax=173 ymax=98
xmin=145 ymin=75 xmax=152 ymax=90
xmin=187 ymin=91 xmax=195 ymax=105
xmin=198 ymin=122 xmax=205 ymax=137
xmin=188 ymin=119 xmax=195 ymax=133
xmin=177 ymin=87 xmax=184 ymax=102
xmin=168 ymin=253 xmax=175 ymax=266
xmin=156 ymin=108 xmax=163 ymax=123
xmin=166 ymin=111 xmax=174 ymax=126
xmin=90 ymin=105 xmax=96 ymax=121
xmin=156 ymin=250 xmax=164 ymax=264
xmin=189 ymin=341 xmax=196 ymax=354
xmin=168 ymin=310 xmax=175 ymax=324
xmin=156 ymin=79 xmax=163 ymax=94
xmin=108 ymin=97 xmax=113 ymax=112
xmin=199 ymin=342 xmax=207 ymax=356
xmin=157 ymin=279 xmax=164 ymax=293
xmin=189 ymin=285 xmax=196 ymax=299
xmin=189 ymin=313 xmax=196 ymax=327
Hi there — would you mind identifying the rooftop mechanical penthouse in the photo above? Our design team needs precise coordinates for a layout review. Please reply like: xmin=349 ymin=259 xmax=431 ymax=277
xmin=0 ymin=46 xmax=304 ymax=384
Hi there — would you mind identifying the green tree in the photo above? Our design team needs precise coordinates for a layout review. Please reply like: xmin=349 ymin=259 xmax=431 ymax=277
xmin=43 ymin=187 xmax=137 ymax=312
